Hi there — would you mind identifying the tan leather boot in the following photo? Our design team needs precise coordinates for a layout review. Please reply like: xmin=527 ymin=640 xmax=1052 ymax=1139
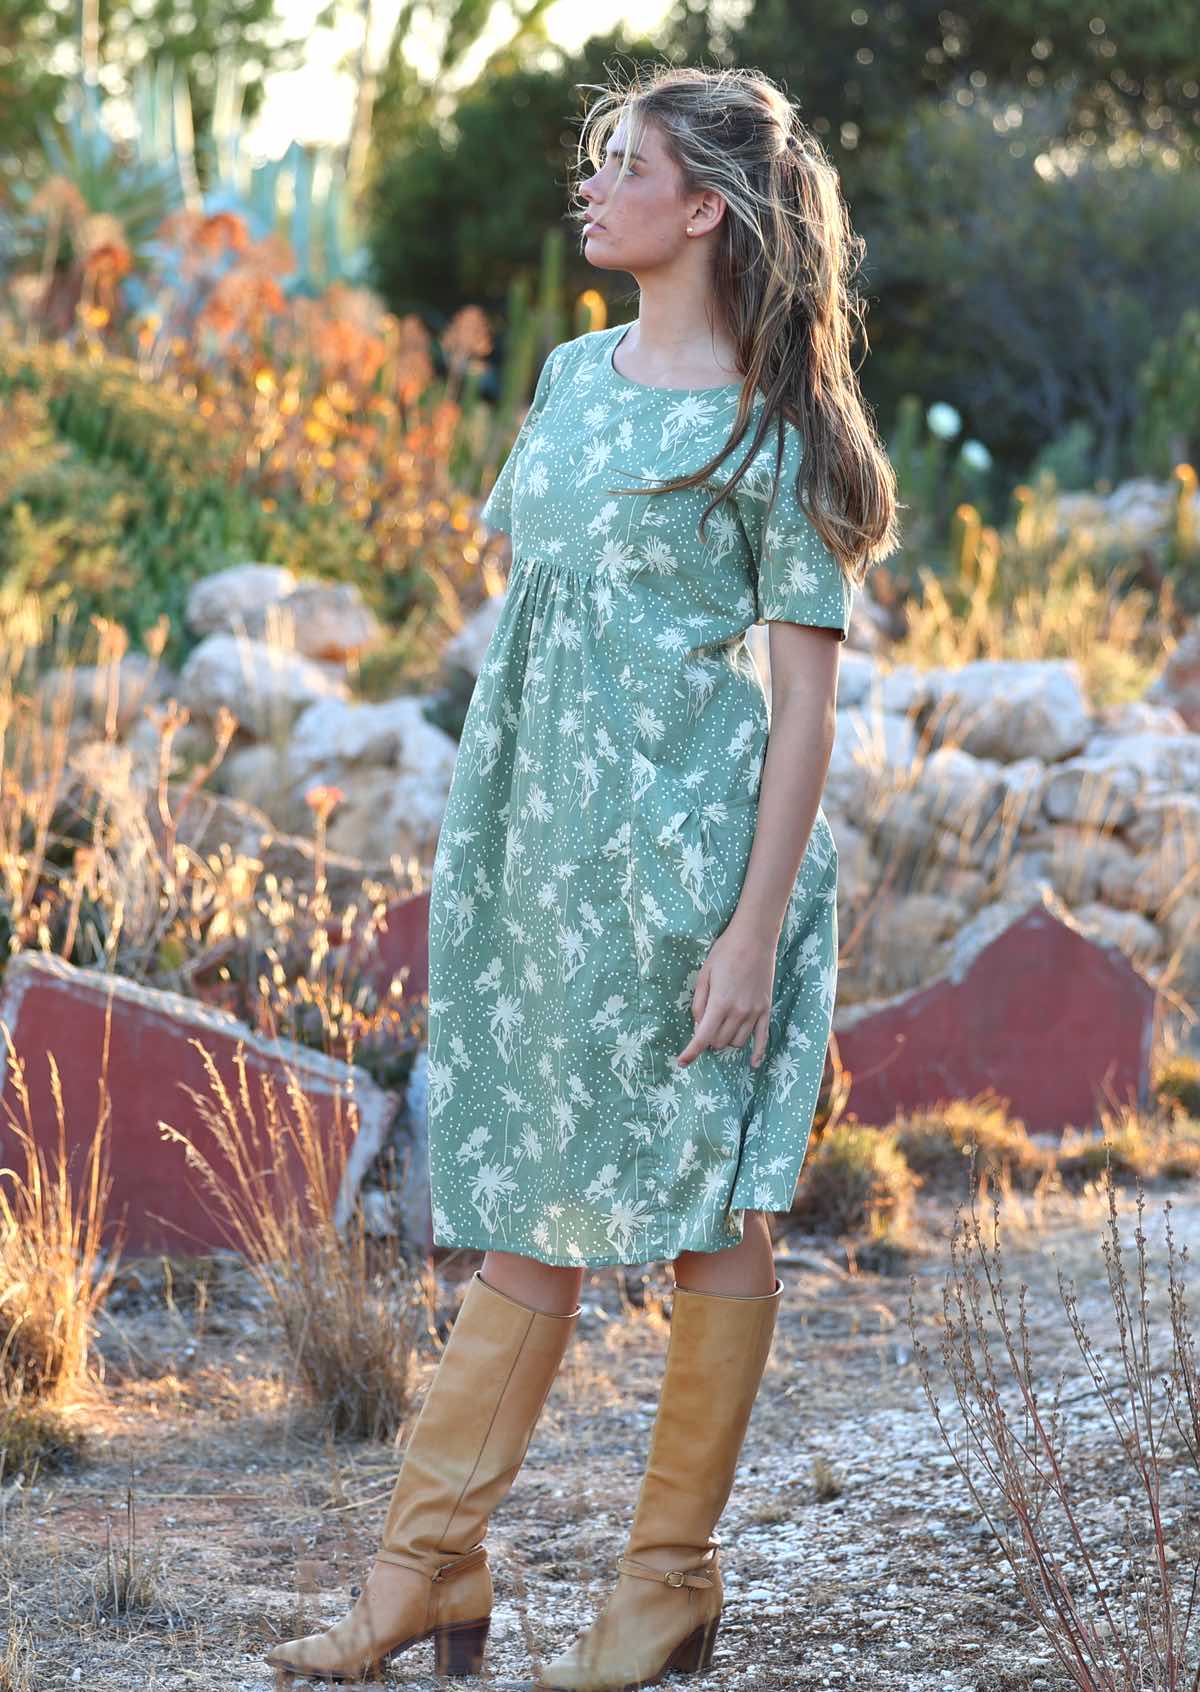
xmin=266 ymin=1268 xmax=581 ymax=1684
xmin=534 ymin=1275 xmax=782 ymax=1691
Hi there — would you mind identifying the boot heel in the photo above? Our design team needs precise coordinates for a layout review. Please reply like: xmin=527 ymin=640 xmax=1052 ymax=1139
xmin=433 ymin=1615 xmax=491 ymax=1676
xmin=669 ymin=1611 xmax=721 ymax=1673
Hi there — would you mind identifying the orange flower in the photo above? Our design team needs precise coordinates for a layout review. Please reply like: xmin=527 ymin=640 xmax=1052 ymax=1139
xmin=197 ymin=212 xmax=252 ymax=255
xmin=77 ymin=213 xmax=133 ymax=277
xmin=305 ymin=784 xmax=345 ymax=820
xmin=442 ymin=305 xmax=492 ymax=366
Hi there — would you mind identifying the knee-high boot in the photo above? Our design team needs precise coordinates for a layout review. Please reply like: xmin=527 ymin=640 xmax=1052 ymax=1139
xmin=266 ymin=1268 xmax=581 ymax=1684
xmin=534 ymin=1276 xmax=782 ymax=1691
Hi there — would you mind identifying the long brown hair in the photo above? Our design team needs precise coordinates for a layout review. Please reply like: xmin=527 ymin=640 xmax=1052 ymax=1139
xmin=570 ymin=64 xmax=900 ymax=585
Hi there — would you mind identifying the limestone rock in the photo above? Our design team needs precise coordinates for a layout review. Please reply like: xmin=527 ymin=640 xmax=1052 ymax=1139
xmin=179 ymin=633 xmax=349 ymax=739
xmin=878 ymin=663 xmax=928 ymax=717
xmin=835 ymin=650 xmax=877 ymax=710
xmin=1145 ymin=625 xmax=1200 ymax=731
xmin=239 ymin=580 xmax=384 ymax=662
xmin=1120 ymin=792 xmax=1200 ymax=855
xmin=1072 ymin=903 xmax=1163 ymax=964
xmin=917 ymin=658 xmax=1092 ymax=763
xmin=995 ymin=756 xmax=1047 ymax=832
xmin=37 ymin=653 xmax=162 ymax=735
xmin=855 ymin=891 xmax=968 ymax=998
xmin=1040 ymin=753 xmax=1143 ymax=830
xmin=442 ymin=596 xmax=505 ymax=680
xmin=1097 ymin=846 xmax=1188 ymax=919
xmin=186 ymin=563 xmax=297 ymax=636
xmin=1080 ymin=730 xmax=1200 ymax=792
xmin=825 ymin=703 xmax=920 ymax=815
xmin=218 ymin=744 xmax=292 ymax=814
xmin=1093 ymin=698 xmax=1187 ymax=738
xmin=918 ymin=745 xmax=1006 ymax=836
xmin=287 ymin=696 xmax=449 ymax=780
xmin=322 ymin=768 xmax=448 ymax=867
xmin=870 ymin=786 xmax=936 ymax=861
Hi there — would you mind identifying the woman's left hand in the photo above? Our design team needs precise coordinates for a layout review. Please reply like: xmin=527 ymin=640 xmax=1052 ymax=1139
xmin=674 ymin=923 xmax=776 ymax=1069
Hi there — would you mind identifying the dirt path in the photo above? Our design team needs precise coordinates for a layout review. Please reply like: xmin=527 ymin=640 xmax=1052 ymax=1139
xmin=7 ymin=1181 xmax=1199 ymax=1691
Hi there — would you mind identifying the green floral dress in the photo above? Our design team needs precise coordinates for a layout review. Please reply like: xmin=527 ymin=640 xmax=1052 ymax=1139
xmin=425 ymin=323 xmax=854 ymax=1267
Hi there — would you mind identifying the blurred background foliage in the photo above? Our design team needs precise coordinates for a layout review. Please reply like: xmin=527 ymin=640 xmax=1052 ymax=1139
xmin=1 ymin=0 xmax=1198 ymax=655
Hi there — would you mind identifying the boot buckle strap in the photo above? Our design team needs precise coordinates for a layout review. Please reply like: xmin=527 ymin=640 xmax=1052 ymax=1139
xmin=616 ymin=1553 xmax=714 ymax=1589
xmin=432 ymin=1542 xmax=487 ymax=1582
xmin=375 ymin=1541 xmax=487 ymax=1582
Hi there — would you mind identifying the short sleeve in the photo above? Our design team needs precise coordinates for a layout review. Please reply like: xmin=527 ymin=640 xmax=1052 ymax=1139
xmin=479 ymin=340 xmax=566 ymax=538
xmin=731 ymin=418 xmax=855 ymax=641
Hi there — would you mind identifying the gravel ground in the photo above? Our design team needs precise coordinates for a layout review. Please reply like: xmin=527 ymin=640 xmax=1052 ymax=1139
xmin=6 ymin=1178 xmax=1200 ymax=1691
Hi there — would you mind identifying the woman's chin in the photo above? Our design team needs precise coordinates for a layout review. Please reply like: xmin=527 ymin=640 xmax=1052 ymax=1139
xmin=582 ymin=237 xmax=621 ymax=269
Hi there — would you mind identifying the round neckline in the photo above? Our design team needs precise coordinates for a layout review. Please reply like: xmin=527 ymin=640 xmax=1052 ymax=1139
xmin=606 ymin=323 xmax=745 ymax=394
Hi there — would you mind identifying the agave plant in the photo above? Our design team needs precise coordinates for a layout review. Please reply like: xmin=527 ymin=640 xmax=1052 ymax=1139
xmin=5 ymin=79 xmax=181 ymax=332
xmin=5 ymin=52 xmax=368 ymax=340
xmin=20 ymin=79 xmax=183 ymax=252
xmin=126 ymin=49 xmax=369 ymax=302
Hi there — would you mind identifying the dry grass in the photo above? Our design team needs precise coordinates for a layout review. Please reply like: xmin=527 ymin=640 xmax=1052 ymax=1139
xmin=890 ymin=1091 xmax=1053 ymax=1191
xmin=0 ymin=1149 xmax=1194 ymax=1688
xmin=0 ymin=1616 xmax=35 ymax=1692
xmin=158 ymin=1037 xmax=424 ymax=1443
xmin=791 ymin=1068 xmax=1200 ymax=1278
xmin=0 ymin=599 xmax=429 ymax=1098
xmin=0 ymin=1400 xmax=86 ymax=1482
xmin=87 ymin=1480 xmax=190 ymax=1629
xmin=6 ymin=1178 xmax=1198 ymax=1689
xmin=0 ymin=1025 xmax=122 ymax=1408
xmin=1156 ymin=1055 xmax=1200 ymax=1122
xmin=893 ymin=492 xmax=1171 ymax=705
xmin=1056 ymin=1102 xmax=1200 ymax=1184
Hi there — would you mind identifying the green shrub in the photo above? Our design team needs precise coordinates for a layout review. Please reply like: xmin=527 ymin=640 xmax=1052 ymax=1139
xmin=0 ymin=346 xmax=376 ymax=668
xmin=792 ymin=1123 xmax=918 ymax=1239
xmin=891 ymin=1094 xmax=1051 ymax=1193
xmin=1155 ymin=1056 xmax=1200 ymax=1121
xmin=0 ymin=1400 xmax=86 ymax=1481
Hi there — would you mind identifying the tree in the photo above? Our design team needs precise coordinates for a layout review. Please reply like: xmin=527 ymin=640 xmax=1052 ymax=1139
xmin=724 ymin=0 xmax=1200 ymax=180
xmin=861 ymin=90 xmax=1200 ymax=479
xmin=364 ymin=32 xmax=664 ymax=320
xmin=0 ymin=0 xmax=315 ymax=195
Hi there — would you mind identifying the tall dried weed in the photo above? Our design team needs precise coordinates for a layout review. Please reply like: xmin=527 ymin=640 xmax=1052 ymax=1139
xmin=0 ymin=1020 xmax=122 ymax=1408
xmin=909 ymin=1146 xmax=1200 ymax=1690
xmin=159 ymin=1038 xmax=422 ymax=1442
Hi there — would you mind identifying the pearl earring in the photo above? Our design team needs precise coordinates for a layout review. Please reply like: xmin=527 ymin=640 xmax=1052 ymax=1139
xmin=686 ymin=224 xmax=694 ymax=234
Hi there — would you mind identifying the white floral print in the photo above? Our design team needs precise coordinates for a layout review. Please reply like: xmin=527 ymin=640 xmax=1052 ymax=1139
xmin=425 ymin=324 xmax=853 ymax=1267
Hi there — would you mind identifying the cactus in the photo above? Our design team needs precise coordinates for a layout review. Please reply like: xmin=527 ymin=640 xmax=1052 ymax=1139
xmin=1133 ymin=308 xmax=1200 ymax=478
xmin=1170 ymin=462 xmax=1198 ymax=571
xmin=490 ymin=225 xmax=594 ymax=433
xmin=888 ymin=394 xmax=958 ymax=544
xmin=949 ymin=502 xmax=982 ymax=584
xmin=888 ymin=394 xmax=923 ymax=507
xmin=576 ymin=287 xmax=607 ymax=337
xmin=535 ymin=224 xmax=566 ymax=349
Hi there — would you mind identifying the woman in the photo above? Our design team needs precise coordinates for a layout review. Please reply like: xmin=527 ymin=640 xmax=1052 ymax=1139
xmin=267 ymin=62 xmax=898 ymax=1691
